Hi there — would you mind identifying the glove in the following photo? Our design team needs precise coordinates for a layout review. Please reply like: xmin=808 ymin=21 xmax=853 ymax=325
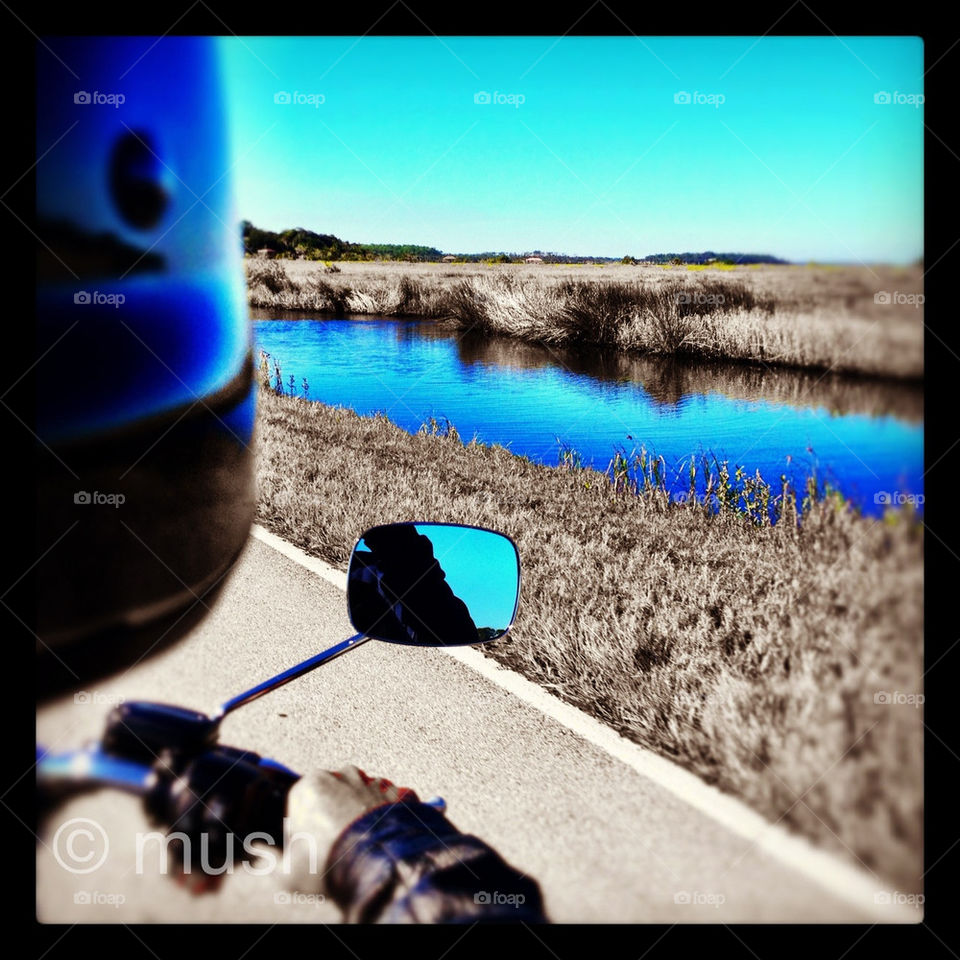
xmin=283 ymin=764 xmax=418 ymax=894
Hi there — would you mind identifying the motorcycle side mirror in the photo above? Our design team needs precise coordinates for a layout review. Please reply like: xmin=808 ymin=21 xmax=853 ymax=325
xmin=216 ymin=523 xmax=521 ymax=720
xmin=346 ymin=523 xmax=521 ymax=646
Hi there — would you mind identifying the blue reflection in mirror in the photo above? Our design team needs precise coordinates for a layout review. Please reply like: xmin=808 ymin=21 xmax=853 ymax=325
xmin=347 ymin=523 xmax=520 ymax=646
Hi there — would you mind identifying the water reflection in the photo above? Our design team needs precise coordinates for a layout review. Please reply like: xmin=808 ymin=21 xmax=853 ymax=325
xmin=252 ymin=312 xmax=923 ymax=516
xmin=443 ymin=327 xmax=924 ymax=423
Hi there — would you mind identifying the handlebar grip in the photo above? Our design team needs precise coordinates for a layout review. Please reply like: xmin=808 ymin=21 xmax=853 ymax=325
xmin=150 ymin=748 xmax=299 ymax=873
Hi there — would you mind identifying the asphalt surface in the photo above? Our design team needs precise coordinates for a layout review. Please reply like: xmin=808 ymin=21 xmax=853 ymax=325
xmin=36 ymin=535 xmax=901 ymax=923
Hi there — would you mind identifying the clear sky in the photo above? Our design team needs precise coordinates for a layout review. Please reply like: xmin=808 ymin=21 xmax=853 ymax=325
xmin=355 ymin=525 xmax=519 ymax=633
xmin=219 ymin=36 xmax=923 ymax=263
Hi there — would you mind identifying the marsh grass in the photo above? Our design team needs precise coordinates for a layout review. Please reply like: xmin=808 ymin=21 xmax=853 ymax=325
xmin=248 ymin=259 xmax=449 ymax=317
xmin=255 ymin=388 xmax=923 ymax=891
xmin=447 ymin=273 xmax=777 ymax=354
xmin=246 ymin=259 xmax=923 ymax=378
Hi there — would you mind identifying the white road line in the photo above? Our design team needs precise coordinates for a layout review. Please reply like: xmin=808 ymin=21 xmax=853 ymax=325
xmin=249 ymin=523 xmax=921 ymax=924
xmin=252 ymin=525 xmax=348 ymax=592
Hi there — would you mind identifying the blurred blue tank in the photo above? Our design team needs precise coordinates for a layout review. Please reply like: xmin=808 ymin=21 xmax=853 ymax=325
xmin=36 ymin=36 xmax=251 ymax=442
xmin=36 ymin=37 xmax=257 ymax=694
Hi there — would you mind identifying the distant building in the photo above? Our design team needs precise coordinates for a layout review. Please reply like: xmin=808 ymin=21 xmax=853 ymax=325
xmin=257 ymin=247 xmax=277 ymax=259
xmin=524 ymin=256 xmax=544 ymax=264
xmin=441 ymin=254 xmax=457 ymax=262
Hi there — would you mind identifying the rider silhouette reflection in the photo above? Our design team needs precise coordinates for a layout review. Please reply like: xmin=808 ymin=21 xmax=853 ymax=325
xmin=349 ymin=525 xmax=479 ymax=645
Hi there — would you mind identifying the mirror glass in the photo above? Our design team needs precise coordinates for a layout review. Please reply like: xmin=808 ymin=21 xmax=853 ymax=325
xmin=346 ymin=523 xmax=520 ymax=646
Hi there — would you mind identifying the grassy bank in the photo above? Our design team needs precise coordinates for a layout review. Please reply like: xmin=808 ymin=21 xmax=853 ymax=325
xmin=246 ymin=259 xmax=923 ymax=379
xmin=255 ymin=388 xmax=923 ymax=892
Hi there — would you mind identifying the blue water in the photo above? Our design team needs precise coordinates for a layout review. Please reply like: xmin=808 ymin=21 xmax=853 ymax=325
xmin=254 ymin=317 xmax=923 ymax=518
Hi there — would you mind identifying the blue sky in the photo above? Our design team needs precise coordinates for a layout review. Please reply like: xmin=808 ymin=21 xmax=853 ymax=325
xmin=413 ymin=524 xmax=519 ymax=632
xmin=355 ymin=525 xmax=519 ymax=633
xmin=219 ymin=36 xmax=923 ymax=263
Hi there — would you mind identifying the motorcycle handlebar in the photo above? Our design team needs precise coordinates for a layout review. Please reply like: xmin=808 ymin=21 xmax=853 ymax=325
xmin=37 ymin=744 xmax=446 ymax=838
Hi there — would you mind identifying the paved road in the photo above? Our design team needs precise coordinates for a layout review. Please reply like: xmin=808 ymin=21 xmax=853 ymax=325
xmin=36 ymin=534 xmax=907 ymax=923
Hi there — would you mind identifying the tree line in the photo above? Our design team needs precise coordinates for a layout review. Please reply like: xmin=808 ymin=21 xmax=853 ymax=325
xmin=241 ymin=221 xmax=442 ymax=262
xmin=241 ymin=222 xmax=787 ymax=265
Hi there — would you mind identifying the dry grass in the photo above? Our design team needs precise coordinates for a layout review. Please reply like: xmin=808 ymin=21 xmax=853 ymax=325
xmin=255 ymin=389 xmax=923 ymax=892
xmin=247 ymin=258 xmax=456 ymax=318
xmin=246 ymin=259 xmax=924 ymax=379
